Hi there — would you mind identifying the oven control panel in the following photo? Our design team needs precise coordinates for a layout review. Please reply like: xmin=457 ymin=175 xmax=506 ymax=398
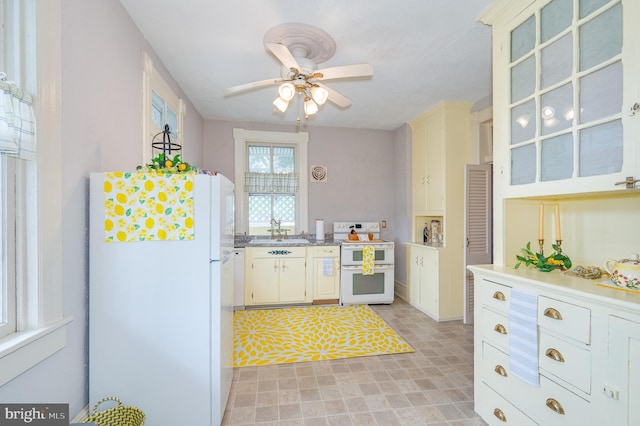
xmin=333 ymin=222 xmax=380 ymax=233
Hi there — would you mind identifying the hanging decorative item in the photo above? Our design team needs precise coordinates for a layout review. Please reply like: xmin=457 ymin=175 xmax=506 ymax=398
xmin=136 ymin=124 xmax=193 ymax=173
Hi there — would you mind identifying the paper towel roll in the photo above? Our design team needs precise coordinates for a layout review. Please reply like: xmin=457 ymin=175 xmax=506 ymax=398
xmin=315 ymin=219 xmax=325 ymax=241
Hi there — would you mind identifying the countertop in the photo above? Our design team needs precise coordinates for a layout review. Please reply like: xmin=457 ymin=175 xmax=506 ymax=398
xmin=405 ymin=241 xmax=444 ymax=249
xmin=468 ymin=264 xmax=640 ymax=311
xmin=234 ymin=234 xmax=339 ymax=248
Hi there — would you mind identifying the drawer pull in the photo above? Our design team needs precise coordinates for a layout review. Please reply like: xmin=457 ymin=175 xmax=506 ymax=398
xmin=545 ymin=398 xmax=565 ymax=415
xmin=493 ymin=408 xmax=507 ymax=422
xmin=545 ymin=348 xmax=565 ymax=363
xmin=494 ymin=323 xmax=507 ymax=334
xmin=493 ymin=291 xmax=506 ymax=301
xmin=494 ymin=365 xmax=508 ymax=377
xmin=543 ymin=307 xmax=563 ymax=320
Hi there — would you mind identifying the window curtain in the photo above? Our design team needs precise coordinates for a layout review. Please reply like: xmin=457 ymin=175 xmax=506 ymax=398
xmin=244 ymin=172 xmax=299 ymax=193
xmin=0 ymin=78 xmax=36 ymax=160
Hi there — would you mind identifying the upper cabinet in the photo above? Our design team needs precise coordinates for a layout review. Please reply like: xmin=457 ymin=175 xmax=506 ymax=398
xmin=480 ymin=0 xmax=640 ymax=198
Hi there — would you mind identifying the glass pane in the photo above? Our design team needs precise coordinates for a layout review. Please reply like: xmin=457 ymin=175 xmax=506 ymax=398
xmin=511 ymin=55 xmax=535 ymax=103
xmin=541 ymin=33 xmax=573 ymax=89
xmin=166 ymin=108 xmax=177 ymax=138
xmin=274 ymin=194 xmax=295 ymax=225
xmin=579 ymin=2 xmax=622 ymax=71
xmin=580 ymin=0 xmax=610 ymax=18
xmin=248 ymin=145 xmax=271 ymax=172
xmin=579 ymin=60 xmax=622 ymax=124
xmin=273 ymin=146 xmax=295 ymax=173
xmin=511 ymin=99 xmax=536 ymax=144
xmin=352 ymin=273 xmax=385 ymax=295
xmin=541 ymin=0 xmax=572 ymax=43
xmin=541 ymin=83 xmax=573 ymax=135
xmin=248 ymin=194 xmax=272 ymax=229
xmin=151 ymin=91 xmax=164 ymax=129
xmin=511 ymin=143 xmax=537 ymax=185
xmin=579 ymin=119 xmax=622 ymax=176
xmin=511 ymin=15 xmax=536 ymax=62
xmin=541 ymin=133 xmax=574 ymax=181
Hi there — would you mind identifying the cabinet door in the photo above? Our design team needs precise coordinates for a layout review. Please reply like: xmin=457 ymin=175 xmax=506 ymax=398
xmin=279 ymin=257 xmax=307 ymax=303
xmin=607 ymin=316 xmax=640 ymax=426
xmin=250 ymin=258 xmax=280 ymax=304
xmin=313 ymin=258 xmax=339 ymax=300
xmin=424 ymin=113 xmax=444 ymax=212
xmin=408 ymin=247 xmax=423 ymax=305
xmin=420 ymin=249 xmax=439 ymax=315
xmin=489 ymin=0 xmax=639 ymax=197
xmin=411 ymin=120 xmax=428 ymax=212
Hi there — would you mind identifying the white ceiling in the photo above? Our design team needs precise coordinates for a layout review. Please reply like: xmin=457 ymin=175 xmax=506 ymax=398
xmin=119 ymin=0 xmax=494 ymax=131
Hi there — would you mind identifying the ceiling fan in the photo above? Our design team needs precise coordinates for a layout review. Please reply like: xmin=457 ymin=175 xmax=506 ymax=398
xmin=223 ymin=23 xmax=373 ymax=119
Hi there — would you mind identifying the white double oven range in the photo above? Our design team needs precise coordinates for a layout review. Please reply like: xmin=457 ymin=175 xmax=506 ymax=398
xmin=333 ymin=221 xmax=395 ymax=305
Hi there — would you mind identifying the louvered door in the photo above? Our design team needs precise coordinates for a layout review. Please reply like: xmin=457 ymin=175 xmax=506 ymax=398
xmin=464 ymin=164 xmax=492 ymax=324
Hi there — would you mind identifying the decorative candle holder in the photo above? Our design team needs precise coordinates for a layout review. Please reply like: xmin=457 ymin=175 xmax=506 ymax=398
xmin=555 ymin=240 xmax=563 ymax=255
xmin=538 ymin=239 xmax=544 ymax=256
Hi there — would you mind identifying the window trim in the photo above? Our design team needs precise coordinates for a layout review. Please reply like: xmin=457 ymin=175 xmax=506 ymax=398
xmin=142 ymin=51 xmax=185 ymax=162
xmin=0 ymin=0 xmax=72 ymax=387
xmin=233 ymin=128 xmax=308 ymax=235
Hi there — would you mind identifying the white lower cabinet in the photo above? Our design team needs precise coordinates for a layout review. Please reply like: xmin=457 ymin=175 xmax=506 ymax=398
xmin=470 ymin=265 xmax=640 ymax=426
xmin=607 ymin=316 xmax=640 ymax=426
xmin=310 ymin=246 xmax=340 ymax=302
xmin=245 ymin=247 xmax=309 ymax=305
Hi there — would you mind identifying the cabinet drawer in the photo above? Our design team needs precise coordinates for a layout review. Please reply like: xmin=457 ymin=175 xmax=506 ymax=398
xmin=311 ymin=246 xmax=340 ymax=257
xmin=538 ymin=296 xmax=591 ymax=344
xmin=525 ymin=375 xmax=591 ymax=426
xmin=539 ymin=333 xmax=591 ymax=394
xmin=250 ymin=247 xmax=307 ymax=258
xmin=477 ymin=382 xmax=537 ymax=426
xmin=482 ymin=308 xmax=510 ymax=353
xmin=478 ymin=279 xmax=511 ymax=314
xmin=481 ymin=341 xmax=511 ymax=394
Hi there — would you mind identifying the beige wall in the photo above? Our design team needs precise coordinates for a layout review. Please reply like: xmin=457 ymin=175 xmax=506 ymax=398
xmin=504 ymin=194 xmax=640 ymax=267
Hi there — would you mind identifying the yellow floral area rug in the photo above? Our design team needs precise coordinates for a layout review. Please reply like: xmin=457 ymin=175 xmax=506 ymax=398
xmin=233 ymin=304 xmax=414 ymax=368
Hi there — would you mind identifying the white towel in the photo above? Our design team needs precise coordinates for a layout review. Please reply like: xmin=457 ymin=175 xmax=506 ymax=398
xmin=321 ymin=257 xmax=333 ymax=276
xmin=509 ymin=288 xmax=539 ymax=386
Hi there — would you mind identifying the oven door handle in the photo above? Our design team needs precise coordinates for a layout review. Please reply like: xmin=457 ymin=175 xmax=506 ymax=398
xmin=342 ymin=264 xmax=394 ymax=271
xmin=342 ymin=244 xmax=394 ymax=249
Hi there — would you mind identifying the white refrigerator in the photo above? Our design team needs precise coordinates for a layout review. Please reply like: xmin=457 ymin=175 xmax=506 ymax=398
xmin=89 ymin=172 xmax=235 ymax=425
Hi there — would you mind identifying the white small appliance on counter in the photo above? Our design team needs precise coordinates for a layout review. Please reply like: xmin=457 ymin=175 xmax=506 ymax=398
xmin=333 ymin=221 xmax=395 ymax=305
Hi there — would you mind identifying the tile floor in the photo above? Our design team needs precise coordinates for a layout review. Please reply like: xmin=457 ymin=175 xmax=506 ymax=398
xmin=222 ymin=299 xmax=487 ymax=425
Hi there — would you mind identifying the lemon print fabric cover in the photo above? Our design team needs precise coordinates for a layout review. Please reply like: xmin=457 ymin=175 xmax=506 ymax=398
xmin=234 ymin=304 xmax=414 ymax=367
xmin=362 ymin=245 xmax=375 ymax=275
xmin=103 ymin=172 xmax=194 ymax=242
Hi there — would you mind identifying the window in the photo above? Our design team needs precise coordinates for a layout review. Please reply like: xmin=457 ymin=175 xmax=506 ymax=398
xmin=234 ymin=128 xmax=308 ymax=235
xmin=142 ymin=52 xmax=185 ymax=162
xmin=246 ymin=144 xmax=298 ymax=235
xmin=0 ymin=0 xmax=70 ymax=387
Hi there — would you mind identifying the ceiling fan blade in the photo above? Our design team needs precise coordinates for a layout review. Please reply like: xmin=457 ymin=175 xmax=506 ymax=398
xmin=317 ymin=83 xmax=351 ymax=108
xmin=224 ymin=77 xmax=284 ymax=96
xmin=315 ymin=63 xmax=373 ymax=81
xmin=265 ymin=43 xmax=300 ymax=71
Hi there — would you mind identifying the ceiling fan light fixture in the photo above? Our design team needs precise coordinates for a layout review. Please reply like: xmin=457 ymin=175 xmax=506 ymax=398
xmin=310 ymin=85 xmax=328 ymax=105
xmin=273 ymin=96 xmax=289 ymax=113
xmin=278 ymin=82 xmax=295 ymax=101
xmin=303 ymin=97 xmax=318 ymax=116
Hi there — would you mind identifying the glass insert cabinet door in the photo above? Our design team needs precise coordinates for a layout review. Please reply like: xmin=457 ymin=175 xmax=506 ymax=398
xmin=504 ymin=0 xmax=638 ymax=195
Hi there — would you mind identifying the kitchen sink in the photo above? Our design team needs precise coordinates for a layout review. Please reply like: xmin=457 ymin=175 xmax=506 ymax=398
xmin=248 ymin=238 xmax=310 ymax=245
